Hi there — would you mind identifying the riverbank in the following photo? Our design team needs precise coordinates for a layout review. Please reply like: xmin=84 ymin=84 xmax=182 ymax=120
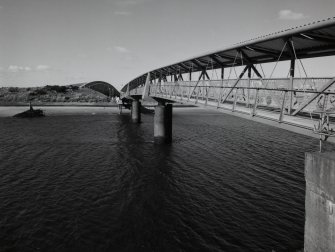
xmin=0 ymin=102 xmax=197 ymax=117
xmin=0 ymin=101 xmax=118 ymax=107
xmin=0 ymin=104 xmax=198 ymax=117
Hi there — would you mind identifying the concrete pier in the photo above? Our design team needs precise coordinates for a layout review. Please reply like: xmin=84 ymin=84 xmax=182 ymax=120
xmin=304 ymin=152 xmax=335 ymax=252
xmin=131 ymin=100 xmax=141 ymax=123
xmin=154 ymin=103 xmax=172 ymax=143
xmin=164 ymin=104 xmax=172 ymax=143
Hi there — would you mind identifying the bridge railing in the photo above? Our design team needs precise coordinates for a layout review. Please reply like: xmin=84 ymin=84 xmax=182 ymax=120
xmin=148 ymin=77 xmax=335 ymax=116
xmin=128 ymin=86 xmax=145 ymax=96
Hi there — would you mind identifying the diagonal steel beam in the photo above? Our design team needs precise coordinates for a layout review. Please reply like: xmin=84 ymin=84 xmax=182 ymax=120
xmin=292 ymin=77 xmax=335 ymax=116
xmin=285 ymin=37 xmax=295 ymax=59
xmin=169 ymin=65 xmax=179 ymax=74
xmin=219 ymin=53 xmax=241 ymax=61
xmin=209 ymin=55 xmax=224 ymax=67
xmin=142 ymin=72 xmax=151 ymax=99
xmin=220 ymin=65 xmax=249 ymax=103
xmin=239 ymin=49 xmax=263 ymax=78
xmin=218 ymin=53 xmax=244 ymax=66
xmin=188 ymin=71 xmax=205 ymax=101
xmin=191 ymin=59 xmax=204 ymax=69
xmin=245 ymin=45 xmax=288 ymax=58
xmin=303 ymin=32 xmax=335 ymax=44
xmin=203 ymin=70 xmax=210 ymax=80
xmin=178 ymin=63 xmax=190 ymax=72
xmin=178 ymin=73 xmax=184 ymax=81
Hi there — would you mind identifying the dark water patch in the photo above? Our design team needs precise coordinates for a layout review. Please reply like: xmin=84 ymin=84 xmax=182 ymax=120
xmin=0 ymin=108 xmax=334 ymax=251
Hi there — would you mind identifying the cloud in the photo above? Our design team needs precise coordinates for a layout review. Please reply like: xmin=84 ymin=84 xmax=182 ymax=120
xmin=6 ymin=65 xmax=51 ymax=72
xmin=114 ymin=0 xmax=151 ymax=7
xmin=113 ymin=46 xmax=131 ymax=53
xmin=115 ymin=0 xmax=137 ymax=6
xmin=77 ymin=53 xmax=88 ymax=59
xmin=278 ymin=10 xmax=306 ymax=20
xmin=36 ymin=65 xmax=50 ymax=71
xmin=8 ymin=65 xmax=31 ymax=72
xmin=114 ymin=11 xmax=131 ymax=16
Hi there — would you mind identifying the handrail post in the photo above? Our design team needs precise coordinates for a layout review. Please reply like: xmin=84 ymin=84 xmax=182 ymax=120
xmin=252 ymin=88 xmax=259 ymax=116
xmin=169 ymin=83 xmax=172 ymax=98
xmin=232 ymin=88 xmax=238 ymax=112
xmin=188 ymin=84 xmax=192 ymax=101
xmin=246 ymin=81 xmax=251 ymax=107
xmin=180 ymin=83 xmax=183 ymax=101
xmin=279 ymin=91 xmax=287 ymax=122
xmin=246 ymin=67 xmax=251 ymax=107
xmin=322 ymin=93 xmax=329 ymax=111
xmin=217 ymin=79 xmax=224 ymax=108
xmin=288 ymin=76 xmax=294 ymax=115
xmin=195 ymin=88 xmax=199 ymax=104
xmin=202 ymin=76 xmax=205 ymax=101
xmin=205 ymin=86 xmax=210 ymax=105
xmin=201 ymin=85 xmax=204 ymax=101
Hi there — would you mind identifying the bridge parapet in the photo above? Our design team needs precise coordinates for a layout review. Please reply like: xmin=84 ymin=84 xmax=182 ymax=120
xmin=146 ymin=78 xmax=335 ymax=115
xmin=129 ymin=86 xmax=145 ymax=96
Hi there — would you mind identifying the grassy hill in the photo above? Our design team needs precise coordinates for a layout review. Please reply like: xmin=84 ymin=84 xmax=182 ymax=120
xmin=0 ymin=85 xmax=118 ymax=105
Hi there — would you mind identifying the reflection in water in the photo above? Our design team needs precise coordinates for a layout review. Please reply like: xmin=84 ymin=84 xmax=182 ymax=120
xmin=0 ymin=107 xmax=334 ymax=251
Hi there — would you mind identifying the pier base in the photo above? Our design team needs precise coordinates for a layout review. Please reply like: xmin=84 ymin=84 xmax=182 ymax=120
xmin=131 ymin=100 xmax=141 ymax=123
xmin=304 ymin=152 xmax=335 ymax=252
xmin=154 ymin=103 xmax=172 ymax=144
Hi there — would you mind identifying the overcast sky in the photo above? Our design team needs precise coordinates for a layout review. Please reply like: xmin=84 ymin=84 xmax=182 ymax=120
xmin=0 ymin=0 xmax=334 ymax=89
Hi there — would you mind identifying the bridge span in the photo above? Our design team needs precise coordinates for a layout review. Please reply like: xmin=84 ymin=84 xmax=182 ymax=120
xmin=120 ymin=17 xmax=335 ymax=250
xmin=128 ymin=77 xmax=335 ymax=144
xmin=121 ymin=17 xmax=335 ymax=145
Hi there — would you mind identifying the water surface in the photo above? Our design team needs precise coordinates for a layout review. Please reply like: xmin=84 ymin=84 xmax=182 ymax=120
xmin=0 ymin=107 xmax=333 ymax=251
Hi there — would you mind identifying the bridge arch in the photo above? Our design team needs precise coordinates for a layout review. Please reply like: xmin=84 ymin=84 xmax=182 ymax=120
xmin=82 ymin=81 xmax=120 ymax=97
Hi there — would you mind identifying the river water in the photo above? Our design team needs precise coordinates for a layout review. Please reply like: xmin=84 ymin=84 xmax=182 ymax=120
xmin=0 ymin=106 xmax=334 ymax=251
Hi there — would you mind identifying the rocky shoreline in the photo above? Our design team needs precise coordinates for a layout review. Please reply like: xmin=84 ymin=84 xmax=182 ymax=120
xmin=13 ymin=103 xmax=45 ymax=118
xmin=0 ymin=102 xmax=118 ymax=107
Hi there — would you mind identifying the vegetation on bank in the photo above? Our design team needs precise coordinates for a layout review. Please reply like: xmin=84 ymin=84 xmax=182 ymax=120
xmin=0 ymin=85 xmax=118 ymax=104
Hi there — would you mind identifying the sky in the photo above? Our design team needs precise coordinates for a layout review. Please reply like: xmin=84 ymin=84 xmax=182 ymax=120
xmin=0 ymin=0 xmax=334 ymax=90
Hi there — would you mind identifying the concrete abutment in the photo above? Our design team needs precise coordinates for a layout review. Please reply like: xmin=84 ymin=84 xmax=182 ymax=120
xmin=304 ymin=152 xmax=335 ymax=251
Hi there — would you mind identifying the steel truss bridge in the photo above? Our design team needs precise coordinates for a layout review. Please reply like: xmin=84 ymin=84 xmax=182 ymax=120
xmin=121 ymin=17 xmax=335 ymax=144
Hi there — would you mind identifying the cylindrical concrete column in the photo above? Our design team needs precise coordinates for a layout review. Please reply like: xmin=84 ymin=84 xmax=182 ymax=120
xmin=154 ymin=104 xmax=172 ymax=143
xmin=154 ymin=105 xmax=165 ymax=143
xmin=304 ymin=152 xmax=335 ymax=251
xmin=131 ymin=100 xmax=141 ymax=123
xmin=164 ymin=104 xmax=172 ymax=143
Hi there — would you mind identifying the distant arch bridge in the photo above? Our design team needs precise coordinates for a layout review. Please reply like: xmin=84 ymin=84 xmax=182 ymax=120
xmin=80 ymin=81 xmax=120 ymax=97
